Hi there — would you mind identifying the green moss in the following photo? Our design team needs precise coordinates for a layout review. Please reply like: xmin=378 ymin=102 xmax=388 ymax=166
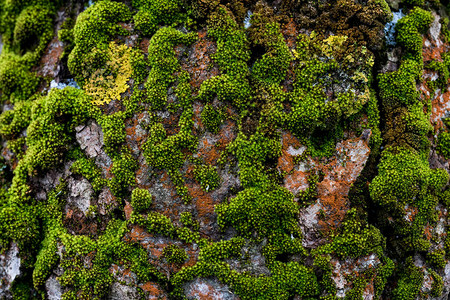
xmin=131 ymin=188 xmax=152 ymax=212
xmin=70 ymin=157 xmax=106 ymax=192
xmin=315 ymin=208 xmax=385 ymax=258
xmin=438 ymin=131 xmax=450 ymax=159
xmin=32 ymin=234 xmax=58 ymax=289
xmin=193 ymin=164 xmax=220 ymax=191
xmin=145 ymin=27 xmax=196 ymax=110
xmin=180 ymin=211 xmax=199 ymax=231
xmin=132 ymin=0 xmax=186 ymax=36
xmin=13 ymin=5 xmax=53 ymax=56
xmin=426 ymin=249 xmax=446 ymax=268
xmin=197 ymin=6 xmax=251 ymax=109
xmin=392 ymin=257 xmax=423 ymax=300
xmin=430 ymin=269 xmax=444 ymax=297
xmin=0 ymin=204 xmax=39 ymax=249
xmin=216 ymin=185 xmax=299 ymax=238
xmin=108 ymin=150 xmax=137 ymax=197
xmin=171 ymin=260 xmax=319 ymax=300
xmin=396 ymin=8 xmax=433 ymax=61
xmin=163 ymin=244 xmax=188 ymax=264
xmin=0 ymin=100 xmax=31 ymax=139
xmin=0 ymin=53 xmax=39 ymax=102
xmin=369 ymin=146 xmax=447 ymax=252
xmin=68 ymin=1 xmax=131 ymax=84
xmin=99 ymin=111 xmax=126 ymax=154
xmin=201 ymin=103 xmax=224 ymax=134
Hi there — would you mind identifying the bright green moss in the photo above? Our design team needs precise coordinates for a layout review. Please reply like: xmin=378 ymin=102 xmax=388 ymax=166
xmin=0 ymin=100 xmax=31 ymax=139
xmin=437 ymin=131 xmax=450 ymax=159
xmin=142 ymin=67 xmax=197 ymax=203
xmin=427 ymin=59 xmax=450 ymax=91
xmin=180 ymin=211 xmax=199 ymax=231
xmin=21 ymin=87 xmax=94 ymax=175
xmin=215 ymin=185 xmax=299 ymax=238
xmin=201 ymin=103 xmax=224 ymax=134
xmin=365 ymin=89 xmax=382 ymax=149
xmin=226 ymin=132 xmax=281 ymax=188
xmin=32 ymin=233 xmax=58 ymax=289
xmin=285 ymin=33 xmax=372 ymax=138
xmin=163 ymin=244 xmax=188 ymax=264
xmin=145 ymin=27 xmax=197 ymax=110
xmin=131 ymin=188 xmax=152 ymax=212
xmin=193 ymin=164 xmax=220 ymax=191
xmin=108 ymin=150 xmax=137 ymax=196
xmin=13 ymin=5 xmax=53 ymax=55
xmin=370 ymin=146 xmax=448 ymax=252
xmin=198 ymin=237 xmax=244 ymax=261
xmin=0 ymin=204 xmax=39 ymax=250
xmin=132 ymin=0 xmax=186 ymax=36
xmin=0 ymin=53 xmax=39 ymax=102
xmin=370 ymin=147 xmax=447 ymax=207
xmin=171 ymin=260 xmax=319 ymax=300
xmin=315 ymin=208 xmax=385 ymax=258
xmin=70 ymin=157 xmax=106 ymax=192
xmin=251 ymin=22 xmax=293 ymax=85
xmin=392 ymin=257 xmax=423 ymax=300
xmin=378 ymin=59 xmax=422 ymax=108
xmin=426 ymin=249 xmax=446 ymax=268
xmin=57 ymin=218 xmax=164 ymax=299
xmin=68 ymin=1 xmax=131 ymax=84
xmin=99 ymin=111 xmax=126 ymax=154
xmin=197 ymin=6 xmax=251 ymax=109
xmin=396 ymin=8 xmax=433 ymax=61
xmin=130 ymin=210 xmax=200 ymax=243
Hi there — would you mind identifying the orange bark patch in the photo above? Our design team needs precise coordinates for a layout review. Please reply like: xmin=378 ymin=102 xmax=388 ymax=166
xmin=36 ymin=37 xmax=63 ymax=78
xmin=139 ymin=38 xmax=150 ymax=54
xmin=282 ymin=18 xmax=299 ymax=49
xmin=140 ymin=282 xmax=167 ymax=299
xmin=124 ymin=201 xmax=133 ymax=220
xmin=421 ymin=36 xmax=450 ymax=132
xmin=188 ymin=183 xmax=215 ymax=218
xmin=181 ymin=29 xmax=219 ymax=92
xmin=285 ymin=169 xmax=309 ymax=195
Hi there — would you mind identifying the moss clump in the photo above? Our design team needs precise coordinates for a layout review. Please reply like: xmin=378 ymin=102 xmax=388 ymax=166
xmin=68 ymin=1 xmax=131 ymax=84
xmin=370 ymin=147 xmax=447 ymax=252
xmin=99 ymin=111 xmax=126 ymax=154
xmin=132 ymin=0 xmax=187 ymax=36
xmin=13 ymin=5 xmax=53 ymax=56
xmin=180 ymin=211 xmax=200 ymax=231
xmin=70 ymin=157 xmax=106 ymax=192
xmin=315 ymin=208 xmax=385 ymax=258
xmin=216 ymin=185 xmax=299 ymax=238
xmin=396 ymin=7 xmax=433 ymax=61
xmin=197 ymin=6 xmax=251 ymax=109
xmin=392 ymin=257 xmax=424 ymax=300
xmin=0 ymin=100 xmax=31 ymax=139
xmin=285 ymin=32 xmax=372 ymax=138
xmin=193 ymin=164 xmax=220 ymax=191
xmin=145 ymin=27 xmax=197 ymax=110
xmin=131 ymin=188 xmax=152 ymax=212
xmin=426 ymin=249 xmax=446 ymax=268
xmin=437 ymin=131 xmax=450 ymax=159
xmin=163 ymin=244 xmax=188 ymax=264
xmin=0 ymin=53 xmax=39 ymax=102
xmin=108 ymin=150 xmax=137 ymax=197
xmin=201 ymin=103 xmax=224 ymax=134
